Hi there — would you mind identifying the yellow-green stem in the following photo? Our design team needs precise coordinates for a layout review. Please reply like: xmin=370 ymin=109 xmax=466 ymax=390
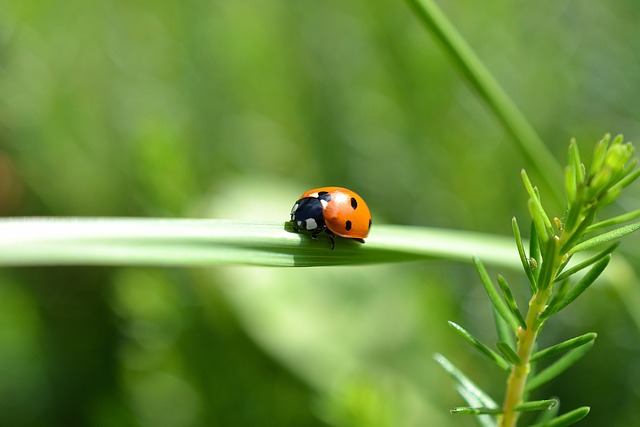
xmin=499 ymin=287 xmax=552 ymax=427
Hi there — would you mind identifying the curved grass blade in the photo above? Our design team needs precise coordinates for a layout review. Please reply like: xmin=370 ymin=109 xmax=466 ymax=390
xmin=525 ymin=342 xmax=595 ymax=392
xmin=530 ymin=333 xmax=597 ymax=364
xmin=448 ymin=321 xmax=510 ymax=371
xmin=0 ymin=218 xmax=522 ymax=268
xmin=403 ymin=0 xmax=563 ymax=200
xmin=528 ymin=406 xmax=590 ymax=427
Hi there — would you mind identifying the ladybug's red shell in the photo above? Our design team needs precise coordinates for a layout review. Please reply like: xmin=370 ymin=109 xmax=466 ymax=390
xmin=297 ymin=187 xmax=372 ymax=239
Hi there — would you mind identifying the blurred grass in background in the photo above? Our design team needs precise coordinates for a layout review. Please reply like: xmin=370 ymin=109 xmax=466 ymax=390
xmin=1 ymin=0 xmax=639 ymax=426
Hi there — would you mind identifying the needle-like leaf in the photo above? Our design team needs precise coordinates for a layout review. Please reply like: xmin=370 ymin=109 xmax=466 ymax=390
xmin=571 ymin=222 xmax=640 ymax=254
xmin=497 ymin=275 xmax=527 ymax=329
xmin=434 ymin=353 xmax=498 ymax=409
xmin=554 ymin=243 xmax=618 ymax=283
xmin=528 ymin=407 xmax=590 ymax=427
xmin=497 ymin=342 xmax=521 ymax=365
xmin=473 ymin=257 xmax=520 ymax=331
xmin=586 ymin=208 xmax=640 ymax=233
xmin=512 ymin=217 xmax=537 ymax=293
xmin=455 ymin=387 xmax=498 ymax=427
xmin=525 ymin=342 xmax=594 ymax=392
xmin=515 ymin=399 xmax=558 ymax=412
xmin=448 ymin=322 xmax=511 ymax=371
xmin=537 ymin=237 xmax=560 ymax=291
xmin=451 ymin=406 xmax=502 ymax=415
xmin=522 ymin=170 xmax=554 ymax=235
xmin=530 ymin=333 xmax=597 ymax=363
xmin=542 ymin=256 xmax=610 ymax=317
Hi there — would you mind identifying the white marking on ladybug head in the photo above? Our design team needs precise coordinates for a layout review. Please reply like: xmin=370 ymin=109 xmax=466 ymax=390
xmin=320 ymin=199 xmax=328 ymax=209
xmin=332 ymin=192 xmax=349 ymax=204
xmin=290 ymin=203 xmax=299 ymax=215
xmin=305 ymin=218 xmax=318 ymax=230
xmin=297 ymin=220 xmax=304 ymax=228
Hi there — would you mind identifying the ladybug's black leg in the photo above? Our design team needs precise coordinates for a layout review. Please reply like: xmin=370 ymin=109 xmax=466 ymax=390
xmin=352 ymin=238 xmax=365 ymax=244
xmin=325 ymin=229 xmax=335 ymax=250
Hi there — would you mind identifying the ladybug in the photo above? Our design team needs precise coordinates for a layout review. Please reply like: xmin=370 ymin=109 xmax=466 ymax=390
xmin=290 ymin=187 xmax=372 ymax=249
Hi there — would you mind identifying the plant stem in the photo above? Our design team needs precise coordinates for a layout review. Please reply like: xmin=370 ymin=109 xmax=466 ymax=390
xmin=404 ymin=0 xmax=563 ymax=201
xmin=499 ymin=287 xmax=552 ymax=427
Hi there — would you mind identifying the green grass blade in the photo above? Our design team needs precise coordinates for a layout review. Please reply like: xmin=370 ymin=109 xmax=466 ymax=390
xmin=448 ymin=321 xmax=510 ymax=371
xmin=0 ymin=218 xmax=523 ymax=268
xmin=525 ymin=342 xmax=595 ymax=392
xmin=530 ymin=333 xmax=597 ymax=364
xmin=528 ymin=407 xmax=590 ymax=427
xmin=403 ymin=0 xmax=563 ymax=200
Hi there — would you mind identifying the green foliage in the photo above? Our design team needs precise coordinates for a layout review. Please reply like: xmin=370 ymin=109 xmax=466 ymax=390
xmin=0 ymin=219 xmax=522 ymax=268
xmin=441 ymin=136 xmax=640 ymax=426
xmin=2 ymin=0 xmax=640 ymax=426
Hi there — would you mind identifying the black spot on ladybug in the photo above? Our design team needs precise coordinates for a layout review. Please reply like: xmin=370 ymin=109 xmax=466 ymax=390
xmin=345 ymin=220 xmax=352 ymax=231
xmin=350 ymin=197 xmax=358 ymax=210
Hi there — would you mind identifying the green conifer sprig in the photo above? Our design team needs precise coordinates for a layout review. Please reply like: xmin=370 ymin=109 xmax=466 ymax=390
xmin=441 ymin=135 xmax=640 ymax=427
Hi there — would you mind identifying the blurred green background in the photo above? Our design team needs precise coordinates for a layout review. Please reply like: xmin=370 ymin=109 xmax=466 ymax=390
xmin=1 ymin=0 xmax=640 ymax=426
